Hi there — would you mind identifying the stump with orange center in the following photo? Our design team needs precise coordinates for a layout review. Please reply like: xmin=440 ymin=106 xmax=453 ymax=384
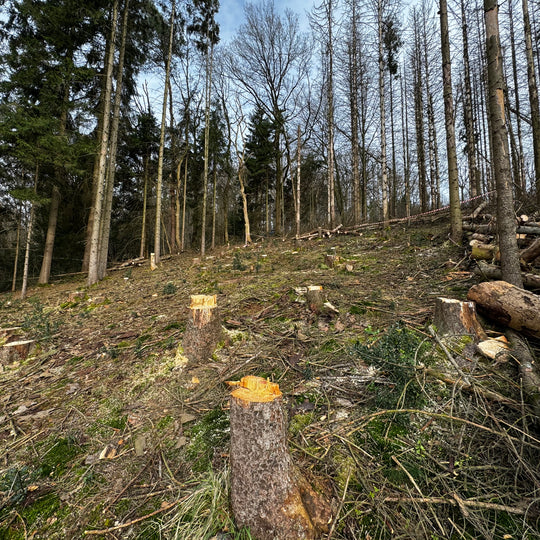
xmin=229 ymin=376 xmax=332 ymax=540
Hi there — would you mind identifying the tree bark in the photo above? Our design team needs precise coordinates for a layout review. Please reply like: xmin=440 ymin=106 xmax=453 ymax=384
xmin=468 ymin=280 xmax=540 ymax=337
xmin=378 ymin=0 xmax=389 ymax=224
xmin=484 ymin=0 xmax=523 ymax=288
xmin=154 ymin=0 xmax=175 ymax=265
xmin=433 ymin=297 xmax=487 ymax=340
xmin=522 ymin=0 xmax=540 ymax=205
xmin=229 ymin=376 xmax=332 ymax=540
xmin=440 ymin=0 xmax=462 ymax=242
xmin=38 ymin=185 xmax=61 ymax=284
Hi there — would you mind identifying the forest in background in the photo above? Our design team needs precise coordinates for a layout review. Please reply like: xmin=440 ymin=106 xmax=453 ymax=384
xmin=0 ymin=0 xmax=539 ymax=292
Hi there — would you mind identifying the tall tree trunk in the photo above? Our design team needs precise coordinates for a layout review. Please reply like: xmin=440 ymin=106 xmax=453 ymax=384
xmin=326 ymin=0 xmax=336 ymax=228
xmin=378 ymin=0 xmax=389 ymax=224
xmin=401 ymin=66 xmax=411 ymax=218
xmin=21 ymin=167 xmax=39 ymax=300
xmin=98 ymin=0 xmax=130 ymax=280
xmin=87 ymin=0 xmax=118 ymax=286
xmin=211 ymin=166 xmax=217 ymax=250
xmin=484 ymin=0 xmax=523 ymax=287
xmin=38 ymin=185 xmax=61 ymax=284
xmin=461 ymin=0 xmax=482 ymax=198
xmin=508 ymin=0 xmax=527 ymax=199
xmin=140 ymin=155 xmax=149 ymax=259
xmin=389 ymin=73 xmax=397 ymax=218
xmin=440 ymin=0 xmax=462 ymax=242
xmin=522 ymin=0 xmax=540 ymax=204
xmin=11 ymin=209 xmax=21 ymax=292
xmin=154 ymin=0 xmax=175 ymax=265
xmin=296 ymin=125 xmax=301 ymax=238
xmin=201 ymin=40 xmax=214 ymax=257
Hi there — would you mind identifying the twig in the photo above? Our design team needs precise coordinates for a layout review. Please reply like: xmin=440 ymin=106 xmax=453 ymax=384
xmin=428 ymin=326 xmax=471 ymax=385
xmin=327 ymin=465 xmax=352 ymax=539
xmin=84 ymin=498 xmax=183 ymax=535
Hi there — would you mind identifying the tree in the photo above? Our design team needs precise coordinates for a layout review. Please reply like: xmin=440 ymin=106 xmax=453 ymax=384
xmin=228 ymin=1 xmax=311 ymax=235
xmin=484 ymin=0 xmax=523 ymax=287
xmin=440 ymin=0 xmax=462 ymax=241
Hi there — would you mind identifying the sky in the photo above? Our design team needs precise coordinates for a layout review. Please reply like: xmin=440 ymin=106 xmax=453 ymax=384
xmin=216 ymin=0 xmax=315 ymax=43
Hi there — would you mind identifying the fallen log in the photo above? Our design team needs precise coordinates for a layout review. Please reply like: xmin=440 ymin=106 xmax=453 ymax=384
xmin=467 ymin=280 xmax=540 ymax=337
xmin=521 ymin=238 xmax=540 ymax=264
xmin=473 ymin=261 xmax=540 ymax=289
xmin=229 ymin=376 xmax=332 ymax=540
xmin=506 ymin=330 xmax=540 ymax=419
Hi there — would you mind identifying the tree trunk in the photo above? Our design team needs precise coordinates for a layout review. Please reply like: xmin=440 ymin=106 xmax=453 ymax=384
xmin=522 ymin=0 xmax=540 ymax=205
xmin=521 ymin=237 xmax=540 ymax=263
xmin=484 ymin=0 xmax=523 ymax=288
xmin=468 ymin=280 xmax=540 ymax=337
xmin=433 ymin=297 xmax=487 ymax=340
xmin=38 ymin=185 xmax=61 ymax=284
xmin=21 ymin=202 xmax=35 ymax=301
xmin=87 ymin=0 xmax=118 ymax=286
xmin=296 ymin=125 xmax=302 ymax=239
xmin=98 ymin=0 xmax=130 ymax=280
xmin=229 ymin=376 xmax=332 ymax=540
xmin=11 ymin=211 xmax=21 ymax=292
xmin=440 ymin=0 xmax=462 ymax=242
xmin=378 ymin=0 xmax=389 ymax=224
xmin=461 ymin=0 xmax=482 ymax=198
xmin=154 ymin=0 xmax=175 ymax=265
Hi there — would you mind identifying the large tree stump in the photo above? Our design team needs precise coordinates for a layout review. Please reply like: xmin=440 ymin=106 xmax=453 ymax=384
xmin=433 ymin=297 xmax=487 ymax=341
xmin=182 ymin=294 xmax=222 ymax=365
xmin=229 ymin=376 xmax=332 ymax=540
xmin=467 ymin=281 xmax=540 ymax=338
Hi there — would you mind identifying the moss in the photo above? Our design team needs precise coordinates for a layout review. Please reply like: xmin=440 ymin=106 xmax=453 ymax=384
xmin=37 ymin=435 xmax=84 ymax=479
xmin=289 ymin=412 xmax=314 ymax=436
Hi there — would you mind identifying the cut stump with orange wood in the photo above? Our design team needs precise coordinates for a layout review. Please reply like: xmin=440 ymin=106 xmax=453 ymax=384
xmin=229 ymin=376 xmax=332 ymax=540
xmin=432 ymin=297 xmax=487 ymax=341
xmin=182 ymin=294 xmax=222 ymax=365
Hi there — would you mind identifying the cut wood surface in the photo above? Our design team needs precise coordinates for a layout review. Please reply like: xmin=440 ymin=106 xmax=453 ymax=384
xmin=0 ymin=339 xmax=35 ymax=363
xmin=521 ymin=238 xmax=540 ymax=263
xmin=229 ymin=376 xmax=331 ymax=540
xmin=467 ymin=281 xmax=540 ymax=337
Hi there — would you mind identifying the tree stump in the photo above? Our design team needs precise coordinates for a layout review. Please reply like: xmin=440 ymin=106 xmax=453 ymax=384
xmin=306 ymin=286 xmax=323 ymax=314
xmin=150 ymin=253 xmax=157 ymax=271
xmin=0 ymin=327 xmax=22 ymax=344
xmin=467 ymin=281 xmax=540 ymax=338
xmin=229 ymin=376 xmax=332 ymax=540
xmin=182 ymin=294 xmax=222 ymax=365
xmin=433 ymin=297 xmax=487 ymax=341
xmin=0 ymin=340 xmax=35 ymax=364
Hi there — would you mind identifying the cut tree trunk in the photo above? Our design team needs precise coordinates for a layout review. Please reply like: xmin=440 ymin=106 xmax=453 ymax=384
xmin=473 ymin=261 xmax=540 ymax=289
xmin=182 ymin=294 xmax=222 ymax=365
xmin=467 ymin=280 xmax=540 ymax=337
xmin=229 ymin=376 xmax=332 ymax=540
xmin=306 ymin=286 xmax=324 ymax=314
xmin=433 ymin=297 xmax=487 ymax=341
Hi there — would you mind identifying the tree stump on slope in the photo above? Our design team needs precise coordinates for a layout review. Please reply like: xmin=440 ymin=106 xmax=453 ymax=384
xmin=229 ymin=376 xmax=332 ymax=540
xmin=306 ymin=286 xmax=323 ymax=314
xmin=0 ymin=340 xmax=35 ymax=364
xmin=467 ymin=281 xmax=540 ymax=338
xmin=433 ymin=297 xmax=487 ymax=341
xmin=182 ymin=294 xmax=222 ymax=365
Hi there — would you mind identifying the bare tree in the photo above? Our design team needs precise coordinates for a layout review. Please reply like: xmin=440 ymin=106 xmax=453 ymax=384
xmin=227 ymin=1 xmax=311 ymax=235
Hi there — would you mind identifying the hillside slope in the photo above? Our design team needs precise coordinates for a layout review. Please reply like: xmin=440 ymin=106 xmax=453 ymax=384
xmin=1 ymin=223 xmax=539 ymax=539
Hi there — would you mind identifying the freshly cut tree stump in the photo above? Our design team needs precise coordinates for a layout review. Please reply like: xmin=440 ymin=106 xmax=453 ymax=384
xmin=433 ymin=297 xmax=487 ymax=341
xmin=468 ymin=281 xmax=540 ymax=338
xmin=150 ymin=253 xmax=157 ymax=271
xmin=182 ymin=294 xmax=222 ymax=365
xmin=0 ymin=327 xmax=22 ymax=344
xmin=0 ymin=340 xmax=35 ymax=364
xmin=306 ymin=286 xmax=324 ymax=314
xmin=229 ymin=376 xmax=332 ymax=540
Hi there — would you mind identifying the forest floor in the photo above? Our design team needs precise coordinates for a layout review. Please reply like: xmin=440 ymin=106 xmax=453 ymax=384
xmin=1 ymin=219 xmax=540 ymax=539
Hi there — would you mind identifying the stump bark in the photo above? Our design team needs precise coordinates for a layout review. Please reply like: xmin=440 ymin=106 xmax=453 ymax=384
xmin=306 ymin=286 xmax=324 ymax=314
xmin=182 ymin=294 xmax=222 ymax=365
xmin=467 ymin=281 xmax=540 ymax=337
xmin=229 ymin=376 xmax=332 ymax=540
xmin=0 ymin=340 xmax=35 ymax=364
xmin=433 ymin=297 xmax=487 ymax=341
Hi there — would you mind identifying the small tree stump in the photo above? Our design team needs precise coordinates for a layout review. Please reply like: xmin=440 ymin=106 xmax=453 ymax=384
xmin=182 ymin=294 xmax=222 ymax=365
xmin=433 ymin=297 xmax=487 ymax=341
xmin=0 ymin=327 xmax=22 ymax=344
xmin=306 ymin=286 xmax=323 ymax=314
xmin=229 ymin=376 xmax=332 ymax=540
xmin=0 ymin=340 xmax=35 ymax=364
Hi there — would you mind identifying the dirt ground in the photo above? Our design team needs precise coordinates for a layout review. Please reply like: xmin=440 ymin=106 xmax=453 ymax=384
xmin=1 ymin=221 xmax=539 ymax=539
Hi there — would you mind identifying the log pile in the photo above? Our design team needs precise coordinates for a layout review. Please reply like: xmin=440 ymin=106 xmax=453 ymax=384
xmin=464 ymin=208 xmax=540 ymax=289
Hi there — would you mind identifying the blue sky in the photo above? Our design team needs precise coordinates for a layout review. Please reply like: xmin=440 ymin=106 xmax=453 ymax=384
xmin=216 ymin=0 xmax=315 ymax=43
